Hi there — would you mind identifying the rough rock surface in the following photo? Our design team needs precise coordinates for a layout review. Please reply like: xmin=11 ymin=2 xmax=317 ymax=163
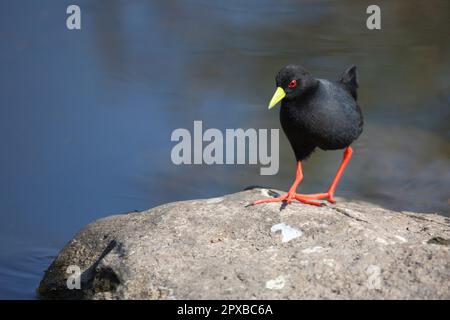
xmin=38 ymin=188 xmax=450 ymax=299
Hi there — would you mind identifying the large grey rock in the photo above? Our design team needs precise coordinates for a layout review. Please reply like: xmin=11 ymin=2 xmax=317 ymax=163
xmin=38 ymin=188 xmax=450 ymax=299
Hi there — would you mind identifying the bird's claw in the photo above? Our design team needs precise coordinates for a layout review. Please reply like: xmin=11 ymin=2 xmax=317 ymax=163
xmin=252 ymin=191 xmax=336 ymax=207
xmin=295 ymin=192 xmax=337 ymax=203
xmin=252 ymin=192 xmax=324 ymax=207
xmin=286 ymin=192 xmax=296 ymax=204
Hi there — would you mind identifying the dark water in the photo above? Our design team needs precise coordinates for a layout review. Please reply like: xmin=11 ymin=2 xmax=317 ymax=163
xmin=0 ymin=0 xmax=449 ymax=299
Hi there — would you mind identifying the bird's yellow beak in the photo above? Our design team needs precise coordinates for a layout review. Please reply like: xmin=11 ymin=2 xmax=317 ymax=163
xmin=268 ymin=87 xmax=286 ymax=109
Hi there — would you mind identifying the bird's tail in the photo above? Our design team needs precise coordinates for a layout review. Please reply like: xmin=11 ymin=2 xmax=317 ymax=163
xmin=338 ymin=65 xmax=358 ymax=100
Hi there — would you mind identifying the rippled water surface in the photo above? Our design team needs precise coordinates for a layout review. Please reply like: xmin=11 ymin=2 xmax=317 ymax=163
xmin=0 ymin=0 xmax=449 ymax=299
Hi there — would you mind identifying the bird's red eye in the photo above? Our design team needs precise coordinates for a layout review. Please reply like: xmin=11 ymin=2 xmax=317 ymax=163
xmin=288 ymin=79 xmax=297 ymax=88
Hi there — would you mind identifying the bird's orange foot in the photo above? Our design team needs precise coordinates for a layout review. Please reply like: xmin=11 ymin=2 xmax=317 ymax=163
xmin=253 ymin=192 xmax=323 ymax=207
xmin=296 ymin=192 xmax=336 ymax=204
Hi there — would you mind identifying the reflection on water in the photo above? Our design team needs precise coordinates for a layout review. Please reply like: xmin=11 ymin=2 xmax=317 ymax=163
xmin=0 ymin=0 xmax=449 ymax=298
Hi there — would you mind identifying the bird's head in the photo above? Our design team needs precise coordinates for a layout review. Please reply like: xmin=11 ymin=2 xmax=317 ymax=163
xmin=268 ymin=65 xmax=318 ymax=109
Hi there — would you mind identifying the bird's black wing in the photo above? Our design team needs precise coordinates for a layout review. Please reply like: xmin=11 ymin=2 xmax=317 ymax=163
xmin=338 ymin=65 xmax=359 ymax=100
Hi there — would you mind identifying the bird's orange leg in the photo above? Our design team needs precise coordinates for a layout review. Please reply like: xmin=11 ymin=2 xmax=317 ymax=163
xmin=297 ymin=146 xmax=353 ymax=203
xmin=253 ymin=161 xmax=322 ymax=206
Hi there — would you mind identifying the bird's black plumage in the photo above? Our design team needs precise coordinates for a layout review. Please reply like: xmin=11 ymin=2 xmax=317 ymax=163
xmin=277 ymin=65 xmax=363 ymax=161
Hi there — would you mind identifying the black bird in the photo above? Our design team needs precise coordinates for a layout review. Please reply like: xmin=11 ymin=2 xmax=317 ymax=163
xmin=254 ymin=65 xmax=363 ymax=206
